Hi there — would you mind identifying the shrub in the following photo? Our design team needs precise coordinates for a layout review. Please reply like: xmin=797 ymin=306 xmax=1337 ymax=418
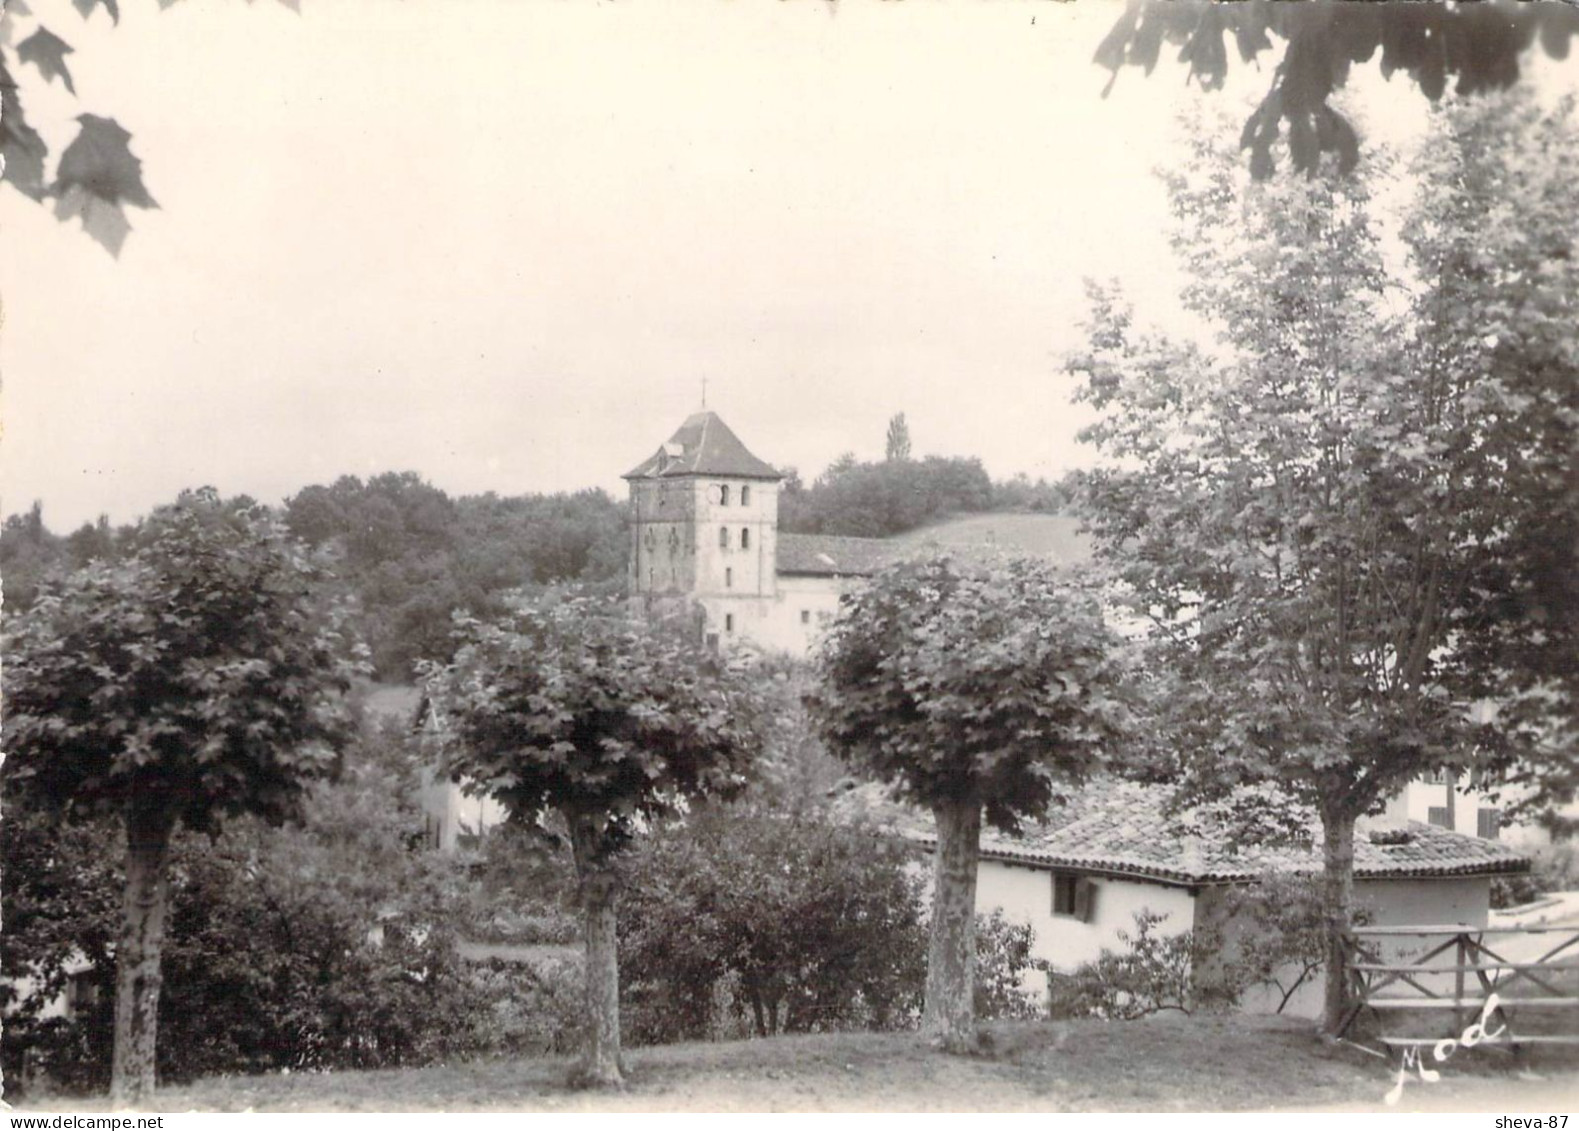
xmin=974 ymin=910 xmax=1047 ymax=1021
xmin=1491 ymin=872 xmax=1547 ymax=910
xmin=619 ymin=807 xmax=928 ymax=1044
xmin=1052 ymin=910 xmax=1225 ymax=1020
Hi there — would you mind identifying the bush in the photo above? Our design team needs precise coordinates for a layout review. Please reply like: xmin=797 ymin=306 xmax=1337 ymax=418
xmin=1531 ymin=842 xmax=1579 ymax=893
xmin=1491 ymin=872 xmax=1547 ymax=909
xmin=974 ymin=910 xmax=1047 ymax=1021
xmin=468 ymin=957 xmax=586 ymax=1057
xmin=619 ymin=808 xmax=928 ymax=1044
xmin=1052 ymin=910 xmax=1225 ymax=1020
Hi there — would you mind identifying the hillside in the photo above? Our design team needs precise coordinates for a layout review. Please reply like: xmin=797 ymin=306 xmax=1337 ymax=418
xmin=891 ymin=511 xmax=1091 ymax=565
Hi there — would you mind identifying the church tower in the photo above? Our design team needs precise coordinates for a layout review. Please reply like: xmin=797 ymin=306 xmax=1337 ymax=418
xmin=623 ymin=411 xmax=783 ymax=644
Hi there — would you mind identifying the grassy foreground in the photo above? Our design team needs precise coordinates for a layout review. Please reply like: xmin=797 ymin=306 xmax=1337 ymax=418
xmin=33 ymin=1015 xmax=1579 ymax=1113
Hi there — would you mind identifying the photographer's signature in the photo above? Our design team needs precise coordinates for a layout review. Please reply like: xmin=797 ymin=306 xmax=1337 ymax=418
xmin=1384 ymin=992 xmax=1506 ymax=1106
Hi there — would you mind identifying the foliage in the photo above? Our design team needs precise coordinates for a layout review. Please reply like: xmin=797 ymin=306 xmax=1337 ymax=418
xmin=811 ymin=555 xmax=1129 ymax=831
xmin=618 ymin=808 xmax=928 ymax=1044
xmin=779 ymin=454 xmax=994 ymax=539
xmin=1052 ymin=911 xmax=1227 ymax=1021
xmin=810 ymin=553 xmax=1131 ymax=1050
xmin=424 ymin=590 xmax=764 ymax=1086
xmin=1490 ymin=873 xmax=1546 ymax=912
xmin=1209 ymin=873 xmax=1341 ymax=1015
xmin=0 ymin=810 xmax=121 ymax=1095
xmin=283 ymin=474 xmax=627 ymax=679
xmin=884 ymin=413 xmax=913 ymax=463
xmin=0 ymin=503 xmax=123 ymax=615
xmin=4 ymin=488 xmax=359 ymax=831
xmin=972 ymin=911 xmax=1046 ymax=1022
xmin=1096 ymin=0 xmax=1579 ymax=178
xmin=1 ymin=719 xmax=499 ymax=1097
xmin=424 ymin=593 xmax=761 ymax=849
xmin=1068 ymin=92 xmax=1579 ymax=1030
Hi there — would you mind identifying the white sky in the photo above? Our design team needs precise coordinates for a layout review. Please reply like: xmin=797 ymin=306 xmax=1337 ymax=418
xmin=1 ymin=0 xmax=1572 ymax=530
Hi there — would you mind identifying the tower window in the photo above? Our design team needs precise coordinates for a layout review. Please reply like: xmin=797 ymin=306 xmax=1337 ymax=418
xmin=719 ymin=484 xmax=730 ymax=506
xmin=800 ymin=610 xmax=811 ymax=624
xmin=740 ymin=527 xmax=751 ymax=550
xmin=724 ymin=613 xmax=735 ymax=633
xmin=719 ymin=527 xmax=729 ymax=550
xmin=741 ymin=486 xmax=751 ymax=506
xmin=725 ymin=567 xmax=733 ymax=589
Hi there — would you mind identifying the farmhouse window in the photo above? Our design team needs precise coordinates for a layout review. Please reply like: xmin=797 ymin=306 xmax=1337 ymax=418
xmin=1427 ymin=806 xmax=1450 ymax=828
xmin=801 ymin=610 xmax=811 ymax=624
xmin=1052 ymin=873 xmax=1095 ymax=922
xmin=1477 ymin=807 xmax=1502 ymax=840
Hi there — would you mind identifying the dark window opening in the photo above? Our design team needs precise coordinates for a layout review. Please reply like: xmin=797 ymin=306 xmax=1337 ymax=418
xmin=725 ymin=567 xmax=733 ymax=589
xmin=741 ymin=485 xmax=751 ymax=506
xmin=1052 ymin=873 xmax=1095 ymax=921
xmin=741 ymin=527 xmax=751 ymax=550
xmin=719 ymin=527 xmax=729 ymax=550
xmin=724 ymin=613 xmax=734 ymax=633
xmin=1477 ymin=808 xmax=1502 ymax=840
xmin=800 ymin=610 xmax=811 ymax=624
xmin=1427 ymin=806 xmax=1450 ymax=828
xmin=720 ymin=484 xmax=731 ymax=505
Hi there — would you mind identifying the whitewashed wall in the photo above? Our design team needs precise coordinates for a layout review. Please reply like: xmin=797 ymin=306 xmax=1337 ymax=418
xmin=975 ymin=858 xmax=1198 ymax=973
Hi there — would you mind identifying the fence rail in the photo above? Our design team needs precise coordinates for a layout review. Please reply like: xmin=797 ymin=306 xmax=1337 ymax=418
xmin=1337 ymin=923 xmax=1579 ymax=1052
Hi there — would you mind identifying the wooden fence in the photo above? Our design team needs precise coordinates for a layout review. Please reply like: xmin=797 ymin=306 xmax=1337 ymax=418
xmin=1336 ymin=924 xmax=1579 ymax=1053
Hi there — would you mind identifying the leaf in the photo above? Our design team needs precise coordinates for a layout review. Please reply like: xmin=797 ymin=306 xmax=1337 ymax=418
xmin=17 ymin=27 xmax=76 ymax=95
xmin=0 ymin=60 xmax=48 ymax=201
xmin=53 ymin=184 xmax=129 ymax=256
xmin=52 ymin=114 xmax=158 ymax=211
xmin=71 ymin=0 xmax=119 ymax=23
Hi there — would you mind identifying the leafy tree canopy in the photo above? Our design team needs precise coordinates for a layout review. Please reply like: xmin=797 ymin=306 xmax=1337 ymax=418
xmin=3 ymin=487 xmax=360 ymax=833
xmin=1097 ymin=0 xmax=1579 ymax=178
xmin=811 ymin=555 xmax=1131 ymax=831
xmin=425 ymin=594 xmax=761 ymax=851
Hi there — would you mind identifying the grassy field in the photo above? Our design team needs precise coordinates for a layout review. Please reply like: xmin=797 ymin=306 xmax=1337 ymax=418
xmin=27 ymin=1014 xmax=1579 ymax=1113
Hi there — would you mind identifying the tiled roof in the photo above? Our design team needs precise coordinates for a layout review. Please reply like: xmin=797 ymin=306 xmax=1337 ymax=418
xmin=776 ymin=533 xmax=909 ymax=576
xmin=832 ymin=779 xmax=1530 ymax=885
xmin=623 ymin=412 xmax=784 ymax=481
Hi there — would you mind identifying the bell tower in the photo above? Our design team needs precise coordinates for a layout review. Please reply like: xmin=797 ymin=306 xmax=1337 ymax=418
xmin=623 ymin=411 xmax=783 ymax=642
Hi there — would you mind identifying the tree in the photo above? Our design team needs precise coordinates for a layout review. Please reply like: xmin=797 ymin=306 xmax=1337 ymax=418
xmin=885 ymin=412 xmax=913 ymax=462
xmin=1067 ymin=94 xmax=1578 ymax=1034
xmin=422 ymin=593 xmax=761 ymax=1088
xmin=809 ymin=555 xmax=1131 ymax=1051
xmin=1095 ymin=0 xmax=1579 ymax=179
xmin=2 ymin=488 xmax=360 ymax=1105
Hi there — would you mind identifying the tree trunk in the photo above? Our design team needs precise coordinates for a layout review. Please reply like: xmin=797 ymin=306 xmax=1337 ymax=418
xmin=568 ymin=813 xmax=623 ymax=1089
xmin=924 ymin=797 xmax=982 ymax=1053
xmin=1318 ymin=805 xmax=1357 ymax=1037
xmin=110 ymin=804 xmax=177 ymax=1108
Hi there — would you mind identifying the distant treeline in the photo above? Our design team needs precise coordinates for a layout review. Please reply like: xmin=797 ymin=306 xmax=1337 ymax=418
xmin=780 ymin=454 xmax=1066 ymax=538
xmin=1 ymin=477 xmax=628 ymax=680
xmin=2 ymin=460 xmax=1066 ymax=680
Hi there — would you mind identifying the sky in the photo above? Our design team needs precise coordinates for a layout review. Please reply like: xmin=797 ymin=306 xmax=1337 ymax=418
xmin=1 ymin=0 xmax=1573 ymax=531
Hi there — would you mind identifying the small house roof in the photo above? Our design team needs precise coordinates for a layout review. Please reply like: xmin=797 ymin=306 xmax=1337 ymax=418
xmin=833 ymin=779 xmax=1529 ymax=886
xmin=623 ymin=412 xmax=784 ymax=482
